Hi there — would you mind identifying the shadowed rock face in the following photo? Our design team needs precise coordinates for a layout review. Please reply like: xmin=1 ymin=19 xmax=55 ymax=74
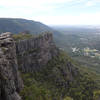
xmin=16 ymin=33 xmax=59 ymax=72
xmin=0 ymin=32 xmax=23 ymax=100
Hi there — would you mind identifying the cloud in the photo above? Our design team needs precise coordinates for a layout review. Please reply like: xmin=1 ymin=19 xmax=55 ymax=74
xmin=0 ymin=0 xmax=74 ymax=14
xmin=0 ymin=0 xmax=100 ymax=25
xmin=86 ymin=1 xmax=95 ymax=6
xmin=85 ymin=0 xmax=100 ymax=7
xmin=33 ymin=12 xmax=100 ymax=25
xmin=0 ymin=0 xmax=83 ymax=17
xmin=0 ymin=0 xmax=73 ymax=7
xmin=0 ymin=0 xmax=86 ymax=8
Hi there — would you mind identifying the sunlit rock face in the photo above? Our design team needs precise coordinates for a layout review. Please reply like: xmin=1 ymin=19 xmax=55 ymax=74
xmin=0 ymin=32 xmax=23 ymax=100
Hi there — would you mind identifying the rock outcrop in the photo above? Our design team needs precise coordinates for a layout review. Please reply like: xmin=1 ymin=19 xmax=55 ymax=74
xmin=0 ymin=32 xmax=23 ymax=100
xmin=16 ymin=33 xmax=59 ymax=72
xmin=15 ymin=32 xmax=78 ymax=81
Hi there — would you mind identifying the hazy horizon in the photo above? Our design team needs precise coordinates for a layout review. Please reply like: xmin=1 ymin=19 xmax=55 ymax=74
xmin=0 ymin=0 xmax=100 ymax=25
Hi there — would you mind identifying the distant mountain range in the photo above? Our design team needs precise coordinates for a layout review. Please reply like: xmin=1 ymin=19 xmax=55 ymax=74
xmin=0 ymin=18 xmax=60 ymax=35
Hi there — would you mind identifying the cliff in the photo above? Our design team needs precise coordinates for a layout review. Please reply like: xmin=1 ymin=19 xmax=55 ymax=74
xmin=15 ymin=33 xmax=96 ymax=100
xmin=16 ymin=33 xmax=59 ymax=72
xmin=0 ymin=32 xmax=97 ymax=100
xmin=0 ymin=32 xmax=23 ymax=100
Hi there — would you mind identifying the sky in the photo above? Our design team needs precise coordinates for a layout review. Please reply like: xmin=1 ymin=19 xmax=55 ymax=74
xmin=0 ymin=0 xmax=100 ymax=25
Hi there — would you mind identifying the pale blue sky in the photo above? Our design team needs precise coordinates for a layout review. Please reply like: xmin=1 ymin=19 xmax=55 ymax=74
xmin=0 ymin=0 xmax=100 ymax=25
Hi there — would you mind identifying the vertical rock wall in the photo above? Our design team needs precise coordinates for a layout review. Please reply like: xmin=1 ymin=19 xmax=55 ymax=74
xmin=16 ymin=33 xmax=59 ymax=72
xmin=0 ymin=32 xmax=23 ymax=100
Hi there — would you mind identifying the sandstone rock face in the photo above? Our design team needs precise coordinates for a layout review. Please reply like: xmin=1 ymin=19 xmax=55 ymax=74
xmin=16 ymin=33 xmax=59 ymax=72
xmin=0 ymin=32 xmax=23 ymax=100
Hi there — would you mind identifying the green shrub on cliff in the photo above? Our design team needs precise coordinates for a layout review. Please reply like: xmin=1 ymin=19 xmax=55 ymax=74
xmin=20 ymin=73 xmax=53 ymax=100
xmin=64 ymin=97 xmax=73 ymax=100
xmin=13 ymin=33 xmax=33 ymax=41
xmin=93 ymin=90 xmax=100 ymax=100
xmin=20 ymin=85 xmax=52 ymax=100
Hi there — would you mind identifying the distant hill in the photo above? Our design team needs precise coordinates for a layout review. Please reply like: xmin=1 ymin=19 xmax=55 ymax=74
xmin=0 ymin=18 xmax=60 ymax=35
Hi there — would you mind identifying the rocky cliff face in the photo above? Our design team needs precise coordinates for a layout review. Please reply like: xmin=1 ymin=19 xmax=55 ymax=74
xmin=0 ymin=32 xmax=23 ymax=100
xmin=0 ymin=32 xmax=95 ymax=100
xmin=15 ymin=32 xmax=81 ymax=99
xmin=15 ymin=32 xmax=79 ymax=84
xmin=16 ymin=33 xmax=59 ymax=72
